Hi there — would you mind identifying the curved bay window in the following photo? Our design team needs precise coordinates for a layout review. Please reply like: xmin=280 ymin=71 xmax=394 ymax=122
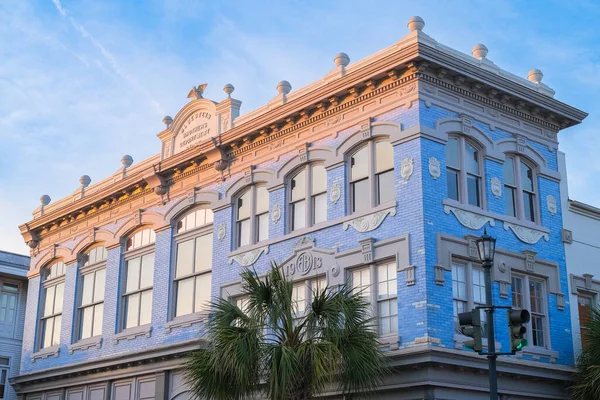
xmin=236 ymin=185 xmax=269 ymax=248
xmin=39 ymin=261 xmax=66 ymax=349
xmin=446 ymin=137 xmax=482 ymax=207
xmin=76 ymin=246 xmax=107 ymax=341
xmin=289 ymin=164 xmax=327 ymax=231
xmin=121 ymin=228 xmax=155 ymax=330
xmin=349 ymin=140 xmax=394 ymax=213
xmin=173 ymin=207 xmax=213 ymax=318
xmin=504 ymin=156 xmax=537 ymax=222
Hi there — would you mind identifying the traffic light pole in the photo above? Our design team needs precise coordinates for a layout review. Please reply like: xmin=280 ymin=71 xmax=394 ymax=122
xmin=483 ymin=260 xmax=498 ymax=400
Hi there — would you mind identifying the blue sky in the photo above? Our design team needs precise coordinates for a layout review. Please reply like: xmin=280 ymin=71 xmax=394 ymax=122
xmin=1 ymin=0 xmax=598 ymax=255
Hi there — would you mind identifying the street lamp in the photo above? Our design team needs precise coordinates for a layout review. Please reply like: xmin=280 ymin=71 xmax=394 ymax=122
xmin=476 ymin=228 xmax=498 ymax=400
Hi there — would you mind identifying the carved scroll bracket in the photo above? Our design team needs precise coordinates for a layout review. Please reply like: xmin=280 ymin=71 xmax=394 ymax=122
xmin=443 ymin=205 xmax=495 ymax=230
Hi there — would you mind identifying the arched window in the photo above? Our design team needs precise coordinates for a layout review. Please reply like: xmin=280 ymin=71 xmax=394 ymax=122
xmin=39 ymin=260 xmax=66 ymax=349
xmin=349 ymin=140 xmax=394 ymax=213
xmin=121 ymin=228 xmax=155 ymax=330
xmin=76 ymin=246 xmax=107 ymax=341
xmin=173 ymin=207 xmax=213 ymax=318
xmin=235 ymin=185 xmax=269 ymax=248
xmin=289 ymin=164 xmax=327 ymax=231
xmin=504 ymin=156 xmax=537 ymax=222
xmin=446 ymin=137 xmax=482 ymax=207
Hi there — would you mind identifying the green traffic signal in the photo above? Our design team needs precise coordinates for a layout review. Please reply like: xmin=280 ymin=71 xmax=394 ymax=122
xmin=508 ymin=308 xmax=530 ymax=353
xmin=515 ymin=339 xmax=527 ymax=351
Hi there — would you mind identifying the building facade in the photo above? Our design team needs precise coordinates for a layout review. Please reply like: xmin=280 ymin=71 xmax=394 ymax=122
xmin=12 ymin=17 xmax=588 ymax=400
xmin=0 ymin=251 xmax=29 ymax=400
xmin=559 ymin=151 xmax=600 ymax=358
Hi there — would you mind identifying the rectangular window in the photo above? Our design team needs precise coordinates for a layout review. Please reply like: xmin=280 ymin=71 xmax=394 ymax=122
xmin=123 ymin=253 xmax=154 ymax=329
xmin=579 ymin=295 xmax=592 ymax=349
xmin=0 ymin=366 xmax=7 ymax=400
xmin=452 ymin=264 xmax=467 ymax=318
xmin=40 ymin=282 xmax=64 ymax=348
xmin=78 ymin=268 xmax=105 ymax=340
xmin=447 ymin=169 xmax=459 ymax=201
xmin=174 ymin=233 xmax=213 ymax=318
xmin=311 ymin=165 xmax=327 ymax=225
xmin=452 ymin=262 xmax=486 ymax=334
xmin=0 ymin=284 xmax=18 ymax=338
xmin=256 ymin=186 xmax=269 ymax=242
xmin=511 ymin=275 xmax=548 ymax=348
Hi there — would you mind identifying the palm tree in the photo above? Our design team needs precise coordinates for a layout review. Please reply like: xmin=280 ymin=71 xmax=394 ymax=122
xmin=185 ymin=263 xmax=387 ymax=399
xmin=571 ymin=307 xmax=600 ymax=400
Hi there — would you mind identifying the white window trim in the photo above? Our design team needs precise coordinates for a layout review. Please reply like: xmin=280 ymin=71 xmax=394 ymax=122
xmin=512 ymin=274 xmax=550 ymax=351
xmin=287 ymin=163 xmax=327 ymax=233
xmin=504 ymin=155 xmax=539 ymax=223
xmin=235 ymin=184 xmax=269 ymax=249
xmin=169 ymin=220 xmax=213 ymax=326
xmin=0 ymin=279 xmax=21 ymax=340
xmin=451 ymin=261 xmax=487 ymax=335
xmin=74 ymin=253 xmax=107 ymax=343
xmin=446 ymin=136 xmax=485 ymax=208
xmin=347 ymin=139 xmax=394 ymax=214
xmin=38 ymin=266 xmax=65 ymax=351
xmin=119 ymin=241 xmax=155 ymax=333
xmin=0 ymin=356 xmax=9 ymax=400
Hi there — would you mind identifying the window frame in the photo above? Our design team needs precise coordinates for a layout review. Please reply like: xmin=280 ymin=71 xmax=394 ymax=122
xmin=171 ymin=207 xmax=214 ymax=321
xmin=577 ymin=292 xmax=594 ymax=350
xmin=75 ymin=246 xmax=107 ymax=342
xmin=0 ymin=280 xmax=21 ymax=339
xmin=511 ymin=273 xmax=550 ymax=349
xmin=504 ymin=155 xmax=539 ymax=223
xmin=446 ymin=136 xmax=484 ymax=208
xmin=347 ymin=139 xmax=395 ymax=214
xmin=120 ymin=228 xmax=156 ymax=332
xmin=234 ymin=184 xmax=269 ymax=249
xmin=0 ymin=357 xmax=8 ymax=400
xmin=287 ymin=163 xmax=328 ymax=232
xmin=38 ymin=261 xmax=66 ymax=350
xmin=348 ymin=259 xmax=398 ymax=337
xmin=451 ymin=260 xmax=487 ymax=334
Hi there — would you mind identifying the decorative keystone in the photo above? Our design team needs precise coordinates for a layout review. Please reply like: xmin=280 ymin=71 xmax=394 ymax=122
xmin=334 ymin=52 xmax=350 ymax=67
xmin=223 ymin=83 xmax=235 ymax=98
xmin=527 ymin=69 xmax=543 ymax=84
xmin=407 ymin=16 xmax=425 ymax=31
xmin=277 ymin=80 xmax=292 ymax=95
xmin=472 ymin=44 xmax=488 ymax=60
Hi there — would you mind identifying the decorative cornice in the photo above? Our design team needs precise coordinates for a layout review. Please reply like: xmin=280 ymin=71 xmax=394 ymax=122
xmin=228 ymin=246 xmax=269 ymax=267
xmin=343 ymin=206 xmax=397 ymax=233
xmin=443 ymin=205 xmax=495 ymax=230
xmin=503 ymin=222 xmax=549 ymax=244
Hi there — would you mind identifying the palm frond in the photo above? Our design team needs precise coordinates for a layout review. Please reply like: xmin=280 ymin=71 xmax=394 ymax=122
xmin=571 ymin=308 xmax=600 ymax=400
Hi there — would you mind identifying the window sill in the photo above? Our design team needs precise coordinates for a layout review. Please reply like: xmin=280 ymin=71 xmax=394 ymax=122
xmin=114 ymin=325 xmax=152 ymax=344
xmin=380 ymin=333 xmax=400 ymax=350
xmin=442 ymin=199 xmax=550 ymax=242
xmin=68 ymin=336 xmax=102 ymax=354
xmin=31 ymin=346 xmax=59 ymax=362
xmin=165 ymin=312 xmax=209 ymax=333
xmin=516 ymin=346 xmax=558 ymax=362
xmin=228 ymin=200 xmax=397 ymax=259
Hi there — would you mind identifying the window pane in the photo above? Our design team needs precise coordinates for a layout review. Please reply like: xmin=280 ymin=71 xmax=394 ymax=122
xmin=377 ymin=263 xmax=397 ymax=299
xmin=291 ymin=169 xmax=306 ymax=202
xmin=506 ymin=187 xmax=516 ymax=217
xmin=238 ymin=219 xmax=250 ymax=247
xmin=2 ymin=283 xmax=18 ymax=293
xmin=93 ymin=303 xmax=103 ymax=337
xmin=42 ymin=318 xmax=54 ymax=348
xmin=184 ymin=213 xmax=195 ymax=232
xmin=256 ymin=186 xmax=269 ymax=214
xmin=140 ymin=253 xmax=155 ymax=289
xmin=80 ymin=306 xmax=93 ymax=340
xmin=377 ymin=170 xmax=395 ymax=204
xmin=205 ymin=209 xmax=214 ymax=224
xmin=352 ymin=179 xmax=370 ymax=213
xmin=195 ymin=233 xmax=213 ymax=273
xmin=523 ymin=192 xmax=535 ymax=222
xmin=52 ymin=315 xmax=61 ymax=346
xmin=94 ymin=269 xmax=106 ymax=303
xmin=257 ymin=213 xmax=269 ymax=242
xmin=237 ymin=191 xmax=251 ymax=220
xmin=472 ymin=269 xmax=485 ymax=304
xmin=313 ymin=193 xmax=327 ymax=224
xmin=44 ymin=286 xmax=55 ymax=317
xmin=375 ymin=141 xmax=394 ymax=173
xmin=447 ymin=169 xmax=459 ymax=201
xmin=351 ymin=146 xmax=369 ymax=181
xmin=520 ymin=161 xmax=534 ymax=192
xmin=176 ymin=278 xmax=194 ymax=317
xmin=352 ymin=268 xmax=371 ymax=300
xmin=378 ymin=299 xmax=398 ymax=335
xmin=195 ymin=273 xmax=211 ymax=312
xmin=465 ymin=143 xmax=479 ymax=175
xmin=453 ymin=300 xmax=466 ymax=318
xmin=133 ymin=232 xmax=142 ymax=249
xmin=446 ymin=138 xmax=459 ymax=168
xmin=452 ymin=264 xmax=466 ymax=300
xmin=125 ymin=293 xmax=140 ymax=329
xmin=311 ymin=165 xmax=327 ymax=194
xmin=467 ymin=175 xmax=480 ymax=207
xmin=81 ymin=273 xmax=94 ymax=306
xmin=54 ymin=283 xmax=64 ymax=314
xmin=504 ymin=157 xmax=515 ymax=186
xmin=532 ymin=316 xmax=545 ymax=347
xmin=126 ymin=257 xmax=141 ymax=292
xmin=140 ymin=290 xmax=152 ymax=325
xmin=511 ymin=277 xmax=523 ymax=308
xmin=292 ymin=283 xmax=306 ymax=315
xmin=176 ymin=239 xmax=194 ymax=278
xmin=292 ymin=200 xmax=306 ymax=231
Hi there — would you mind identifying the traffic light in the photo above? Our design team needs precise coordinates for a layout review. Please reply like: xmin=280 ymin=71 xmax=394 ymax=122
xmin=458 ymin=309 xmax=483 ymax=352
xmin=508 ymin=308 xmax=530 ymax=352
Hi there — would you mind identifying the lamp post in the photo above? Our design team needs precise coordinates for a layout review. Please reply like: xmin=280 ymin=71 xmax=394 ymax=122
xmin=476 ymin=229 xmax=497 ymax=400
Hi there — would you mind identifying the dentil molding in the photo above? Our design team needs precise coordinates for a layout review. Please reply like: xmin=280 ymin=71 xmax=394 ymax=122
xmin=343 ymin=206 xmax=397 ymax=233
xmin=443 ymin=205 xmax=495 ymax=230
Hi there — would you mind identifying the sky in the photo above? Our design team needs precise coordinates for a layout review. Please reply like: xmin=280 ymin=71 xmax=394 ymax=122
xmin=0 ymin=0 xmax=598 ymax=255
